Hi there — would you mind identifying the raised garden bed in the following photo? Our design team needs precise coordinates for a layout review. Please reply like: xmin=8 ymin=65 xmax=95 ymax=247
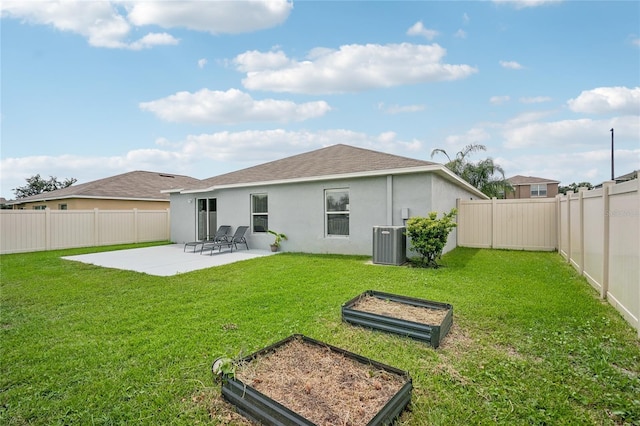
xmin=342 ymin=290 xmax=453 ymax=348
xmin=218 ymin=334 xmax=412 ymax=426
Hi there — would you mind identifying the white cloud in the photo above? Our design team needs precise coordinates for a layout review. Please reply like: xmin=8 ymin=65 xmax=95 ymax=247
xmin=378 ymin=103 xmax=426 ymax=114
xmin=454 ymin=29 xmax=467 ymax=39
xmin=139 ymin=88 xmax=331 ymax=124
xmin=502 ymin=115 xmax=640 ymax=149
xmin=462 ymin=13 xmax=470 ymax=24
xmin=235 ymin=43 xmax=478 ymax=94
xmin=492 ymin=0 xmax=564 ymax=9
xmin=500 ymin=60 xmax=524 ymax=70
xmin=567 ymin=86 xmax=640 ymax=115
xmin=197 ymin=58 xmax=208 ymax=69
xmin=126 ymin=0 xmax=292 ymax=34
xmin=490 ymin=95 xmax=511 ymax=105
xmin=520 ymin=96 xmax=552 ymax=104
xmin=1 ymin=0 xmax=292 ymax=49
xmin=498 ymin=148 xmax=639 ymax=185
xmin=406 ymin=21 xmax=439 ymax=40
xmin=443 ymin=128 xmax=492 ymax=148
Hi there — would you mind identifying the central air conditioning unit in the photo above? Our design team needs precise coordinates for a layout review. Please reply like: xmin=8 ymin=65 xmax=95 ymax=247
xmin=372 ymin=226 xmax=406 ymax=266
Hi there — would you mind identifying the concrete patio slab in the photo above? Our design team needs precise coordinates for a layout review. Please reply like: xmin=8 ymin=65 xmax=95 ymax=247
xmin=62 ymin=244 xmax=276 ymax=276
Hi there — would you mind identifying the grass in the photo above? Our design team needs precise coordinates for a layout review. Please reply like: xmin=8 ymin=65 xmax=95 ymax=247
xmin=1 ymin=244 xmax=639 ymax=425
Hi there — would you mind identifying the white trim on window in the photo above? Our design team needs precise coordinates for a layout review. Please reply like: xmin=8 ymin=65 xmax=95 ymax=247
xmin=531 ymin=184 xmax=547 ymax=197
xmin=251 ymin=193 xmax=268 ymax=233
xmin=325 ymin=188 xmax=349 ymax=237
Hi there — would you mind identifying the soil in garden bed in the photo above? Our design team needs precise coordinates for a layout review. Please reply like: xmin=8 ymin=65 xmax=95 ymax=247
xmin=235 ymin=338 xmax=408 ymax=426
xmin=352 ymin=295 xmax=448 ymax=325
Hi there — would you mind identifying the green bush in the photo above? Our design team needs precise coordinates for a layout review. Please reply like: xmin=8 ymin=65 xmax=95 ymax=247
xmin=406 ymin=208 xmax=457 ymax=268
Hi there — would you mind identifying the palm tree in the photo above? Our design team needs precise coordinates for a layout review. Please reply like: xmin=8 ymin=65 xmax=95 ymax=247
xmin=431 ymin=144 xmax=512 ymax=198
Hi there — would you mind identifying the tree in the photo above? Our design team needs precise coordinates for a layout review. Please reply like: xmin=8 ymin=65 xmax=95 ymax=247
xmin=405 ymin=208 xmax=457 ymax=268
xmin=558 ymin=182 xmax=593 ymax=195
xmin=13 ymin=174 xmax=77 ymax=199
xmin=431 ymin=144 xmax=512 ymax=198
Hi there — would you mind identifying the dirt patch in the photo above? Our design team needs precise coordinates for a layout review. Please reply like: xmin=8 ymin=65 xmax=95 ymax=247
xmin=235 ymin=338 xmax=408 ymax=426
xmin=352 ymin=295 xmax=448 ymax=325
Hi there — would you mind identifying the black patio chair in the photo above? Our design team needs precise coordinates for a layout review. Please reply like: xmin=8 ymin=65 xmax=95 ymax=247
xmin=184 ymin=225 xmax=232 ymax=252
xmin=201 ymin=226 xmax=249 ymax=255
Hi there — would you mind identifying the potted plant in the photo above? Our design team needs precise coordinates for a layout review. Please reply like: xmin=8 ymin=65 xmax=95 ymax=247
xmin=268 ymin=230 xmax=287 ymax=252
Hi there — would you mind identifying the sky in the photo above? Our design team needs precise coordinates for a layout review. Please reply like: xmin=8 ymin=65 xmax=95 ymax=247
xmin=1 ymin=0 xmax=639 ymax=200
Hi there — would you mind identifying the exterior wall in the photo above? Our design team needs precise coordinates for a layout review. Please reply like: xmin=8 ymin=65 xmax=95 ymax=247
xmin=170 ymin=193 xmax=199 ymax=243
xmin=12 ymin=198 xmax=169 ymax=210
xmin=170 ymin=171 xmax=480 ymax=256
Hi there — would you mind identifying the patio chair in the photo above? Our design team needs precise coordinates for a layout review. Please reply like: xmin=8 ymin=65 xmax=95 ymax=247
xmin=184 ymin=225 xmax=232 ymax=252
xmin=201 ymin=226 xmax=249 ymax=255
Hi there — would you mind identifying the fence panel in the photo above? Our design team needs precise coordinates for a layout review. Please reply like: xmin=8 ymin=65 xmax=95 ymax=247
xmin=0 ymin=209 xmax=169 ymax=254
xmin=582 ymin=190 xmax=605 ymax=292
xmin=606 ymin=181 xmax=640 ymax=331
xmin=50 ymin=210 xmax=96 ymax=249
xmin=457 ymin=198 xmax=556 ymax=251
xmin=456 ymin=200 xmax=492 ymax=248
xmin=0 ymin=210 xmax=48 ymax=253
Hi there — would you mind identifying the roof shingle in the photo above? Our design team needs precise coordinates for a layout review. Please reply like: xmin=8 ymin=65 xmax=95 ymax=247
xmin=192 ymin=144 xmax=436 ymax=190
xmin=11 ymin=171 xmax=201 ymax=203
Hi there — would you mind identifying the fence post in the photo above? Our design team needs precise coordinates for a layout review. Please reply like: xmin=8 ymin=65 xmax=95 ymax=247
xmin=166 ymin=208 xmax=171 ymax=241
xmin=566 ymin=192 xmax=572 ymax=264
xmin=555 ymin=195 xmax=561 ymax=253
xmin=601 ymin=181 xmax=614 ymax=300
xmin=45 ymin=208 xmax=52 ymax=251
xmin=93 ymin=208 xmax=100 ymax=246
xmin=491 ymin=197 xmax=497 ymax=249
xmin=133 ymin=208 xmax=139 ymax=244
xmin=578 ymin=187 xmax=587 ymax=275
xmin=455 ymin=198 xmax=460 ymax=247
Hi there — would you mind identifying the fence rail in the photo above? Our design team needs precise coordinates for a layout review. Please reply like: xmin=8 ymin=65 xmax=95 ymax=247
xmin=0 ymin=209 xmax=170 ymax=254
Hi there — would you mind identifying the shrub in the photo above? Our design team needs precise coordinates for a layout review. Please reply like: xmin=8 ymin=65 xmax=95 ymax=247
xmin=406 ymin=208 xmax=457 ymax=268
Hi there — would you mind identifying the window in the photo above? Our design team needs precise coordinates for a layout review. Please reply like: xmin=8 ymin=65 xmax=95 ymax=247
xmin=58 ymin=204 xmax=68 ymax=210
xmin=251 ymin=193 xmax=268 ymax=233
xmin=531 ymin=184 xmax=547 ymax=197
xmin=33 ymin=205 xmax=46 ymax=210
xmin=325 ymin=189 xmax=349 ymax=236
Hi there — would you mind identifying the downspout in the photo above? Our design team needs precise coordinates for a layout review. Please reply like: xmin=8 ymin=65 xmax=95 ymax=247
xmin=386 ymin=175 xmax=393 ymax=225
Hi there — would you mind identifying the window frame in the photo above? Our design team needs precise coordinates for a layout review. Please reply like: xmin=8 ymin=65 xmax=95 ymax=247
xmin=325 ymin=188 xmax=350 ymax=237
xmin=251 ymin=193 xmax=268 ymax=233
xmin=530 ymin=184 xmax=547 ymax=197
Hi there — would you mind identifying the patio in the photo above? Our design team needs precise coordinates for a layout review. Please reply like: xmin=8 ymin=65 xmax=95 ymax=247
xmin=62 ymin=244 xmax=276 ymax=276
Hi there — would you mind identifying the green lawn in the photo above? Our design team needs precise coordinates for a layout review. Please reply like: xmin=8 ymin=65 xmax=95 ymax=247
xmin=1 ymin=245 xmax=639 ymax=425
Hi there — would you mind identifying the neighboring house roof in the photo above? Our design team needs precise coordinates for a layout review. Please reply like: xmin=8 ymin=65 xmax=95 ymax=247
xmin=615 ymin=170 xmax=638 ymax=182
xmin=172 ymin=144 xmax=488 ymax=199
xmin=507 ymin=175 xmax=560 ymax=185
xmin=7 ymin=171 xmax=201 ymax=205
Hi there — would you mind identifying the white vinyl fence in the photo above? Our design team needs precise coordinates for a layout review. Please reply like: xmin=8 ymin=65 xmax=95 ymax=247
xmin=0 ymin=208 xmax=170 ymax=254
xmin=457 ymin=180 xmax=639 ymax=336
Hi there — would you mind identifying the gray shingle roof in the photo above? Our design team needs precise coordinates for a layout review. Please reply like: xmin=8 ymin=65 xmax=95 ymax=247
xmin=10 ymin=171 xmax=201 ymax=203
xmin=192 ymin=144 xmax=436 ymax=190
xmin=507 ymin=175 xmax=560 ymax=185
